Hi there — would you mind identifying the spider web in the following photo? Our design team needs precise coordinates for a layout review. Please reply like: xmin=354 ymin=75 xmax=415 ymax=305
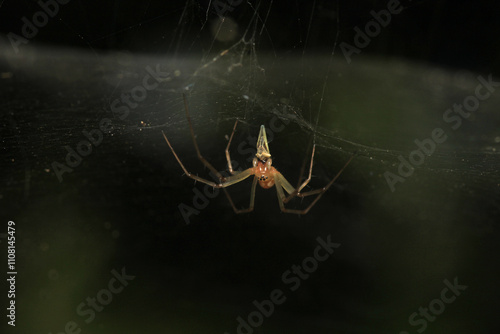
xmin=2 ymin=1 xmax=500 ymax=334
xmin=2 ymin=0 xmax=494 ymax=217
xmin=1 ymin=0 xmax=498 ymax=220
xmin=143 ymin=0 xmax=500 ymax=224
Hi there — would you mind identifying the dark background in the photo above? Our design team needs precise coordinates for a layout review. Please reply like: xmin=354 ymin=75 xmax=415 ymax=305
xmin=1 ymin=1 xmax=500 ymax=333
xmin=1 ymin=0 xmax=500 ymax=74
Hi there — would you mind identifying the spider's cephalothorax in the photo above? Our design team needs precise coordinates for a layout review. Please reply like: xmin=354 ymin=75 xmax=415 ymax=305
xmin=162 ymin=94 xmax=353 ymax=215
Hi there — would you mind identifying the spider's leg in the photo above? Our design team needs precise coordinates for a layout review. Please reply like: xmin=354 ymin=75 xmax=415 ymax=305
xmin=284 ymin=152 xmax=354 ymax=203
xmin=296 ymin=137 xmax=314 ymax=188
xmin=293 ymin=144 xmax=316 ymax=197
xmin=224 ymin=176 xmax=257 ymax=214
xmin=225 ymin=120 xmax=239 ymax=175
xmin=162 ymin=130 xmax=219 ymax=187
xmin=278 ymin=173 xmax=296 ymax=195
xmin=273 ymin=154 xmax=354 ymax=214
xmin=162 ymin=130 xmax=254 ymax=188
xmin=281 ymin=144 xmax=316 ymax=204
xmin=297 ymin=154 xmax=354 ymax=198
xmin=182 ymin=94 xmax=225 ymax=181
xmin=275 ymin=175 xmax=311 ymax=214
xmin=219 ymin=168 xmax=255 ymax=187
xmin=164 ymin=95 xmax=258 ymax=215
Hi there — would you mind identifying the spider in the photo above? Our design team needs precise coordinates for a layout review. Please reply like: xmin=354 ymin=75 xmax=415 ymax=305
xmin=162 ymin=94 xmax=354 ymax=214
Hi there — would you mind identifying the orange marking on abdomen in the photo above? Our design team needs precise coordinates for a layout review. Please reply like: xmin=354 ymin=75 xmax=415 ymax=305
xmin=259 ymin=178 xmax=275 ymax=189
xmin=254 ymin=161 xmax=276 ymax=189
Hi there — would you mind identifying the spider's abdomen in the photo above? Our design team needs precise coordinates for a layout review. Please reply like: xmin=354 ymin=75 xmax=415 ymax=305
xmin=254 ymin=161 xmax=276 ymax=189
xmin=258 ymin=174 xmax=275 ymax=189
